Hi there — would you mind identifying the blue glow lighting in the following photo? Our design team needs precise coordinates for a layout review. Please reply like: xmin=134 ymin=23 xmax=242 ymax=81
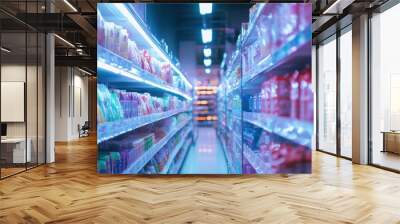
xmin=114 ymin=4 xmax=192 ymax=89
xmin=204 ymin=58 xmax=212 ymax=67
xmin=199 ymin=3 xmax=213 ymax=15
xmin=205 ymin=68 xmax=211 ymax=74
xmin=201 ymin=29 xmax=212 ymax=43
xmin=203 ymin=48 xmax=211 ymax=57
xmin=98 ymin=61 xmax=193 ymax=101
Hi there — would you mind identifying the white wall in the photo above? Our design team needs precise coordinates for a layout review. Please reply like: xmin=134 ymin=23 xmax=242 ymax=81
xmin=55 ymin=67 xmax=89 ymax=141
xmin=1 ymin=64 xmax=46 ymax=164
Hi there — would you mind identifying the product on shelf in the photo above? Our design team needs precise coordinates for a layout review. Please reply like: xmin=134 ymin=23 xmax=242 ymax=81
xmin=140 ymin=126 xmax=191 ymax=174
xmin=242 ymin=4 xmax=311 ymax=75
xmin=260 ymin=80 xmax=271 ymax=114
xmin=98 ymin=12 xmax=190 ymax=92
xmin=290 ymin=70 xmax=300 ymax=119
xmin=98 ymin=132 xmax=156 ymax=174
xmin=270 ymin=75 xmax=290 ymax=116
xmin=98 ymin=12 xmax=105 ymax=47
xmin=243 ymin=127 xmax=311 ymax=173
xmin=119 ymin=28 xmax=129 ymax=59
xmin=246 ymin=67 xmax=312 ymax=123
xmin=97 ymin=84 xmax=124 ymax=123
xmin=98 ymin=112 xmax=189 ymax=174
xmin=127 ymin=40 xmax=141 ymax=67
xmin=299 ymin=67 xmax=313 ymax=122
xmin=161 ymin=63 xmax=172 ymax=84
xmin=98 ymin=84 xmax=189 ymax=123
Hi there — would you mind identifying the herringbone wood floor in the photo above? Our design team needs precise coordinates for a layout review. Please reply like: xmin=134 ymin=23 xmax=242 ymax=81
xmin=1 ymin=135 xmax=400 ymax=224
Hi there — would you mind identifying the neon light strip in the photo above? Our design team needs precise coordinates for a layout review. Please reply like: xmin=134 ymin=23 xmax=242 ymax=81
xmin=98 ymin=61 xmax=192 ymax=100
xmin=1 ymin=47 xmax=11 ymax=53
xmin=63 ymin=0 xmax=78 ymax=12
xmin=54 ymin=34 xmax=75 ymax=48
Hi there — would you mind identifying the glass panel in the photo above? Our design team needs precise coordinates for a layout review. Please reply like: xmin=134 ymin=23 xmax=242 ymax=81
xmin=339 ymin=29 xmax=352 ymax=158
xmin=26 ymin=0 xmax=40 ymax=169
xmin=38 ymin=32 xmax=45 ymax=165
xmin=371 ymin=4 xmax=400 ymax=171
xmin=312 ymin=45 xmax=317 ymax=150
xmin=27 ymin=31 xmax=38 ymax=169
xmin=1 ymin=31 xmax=27 ymax=177
xmin=317 ymin=36 xmax=337 ymax=154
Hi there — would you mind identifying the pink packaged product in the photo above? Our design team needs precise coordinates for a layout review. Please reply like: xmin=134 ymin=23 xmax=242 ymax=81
xmin=299 ymin=67 xmax=313 ymax=122
xmin=104 ymin=21 xmax=115 ymax=51
xmin=260 ymin=80 xmax=271 ymax=114
xmin=128 ymin=40 xmax=141 ymax=67
xmin=262 ymin=140 xmax=310 ymax=170
xmin=98 ymin=12 xmax=105 ymax=47
xmin=299 ymin=4 xmax=311 ymax=32
xmin=270 ymin=75 xmax=291 ymax=116
xmin=119 ymin=28 xmax=129 ymax=59
xmin=141 ymin=93 xmax=152 ymax=115
xmin=105 ymin=136 xmax=145 ymax=165
xmin=113 ymin=25 xmax=123 ymax=54
xmin=290 ymin=70 xmax=300 ymax=119
xmin=278 ymin=4 xmax=299 ymax=42
xmin=161 ymin=63 xmax=172 ymax=84
xmin=141 ymin=50 xmax=152 ymax=73
xmin=151 ymin=58 xmax=162 ymax=78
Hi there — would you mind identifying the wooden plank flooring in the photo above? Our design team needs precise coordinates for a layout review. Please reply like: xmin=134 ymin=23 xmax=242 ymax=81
xmin=1 ymin=135 xmax=400 ymax=223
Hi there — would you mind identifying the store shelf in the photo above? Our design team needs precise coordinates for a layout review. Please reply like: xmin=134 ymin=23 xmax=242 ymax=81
xmin=98 ymin=3 xmax=192 ymax=89
xmin=233 ymin=132 xmax=242 ymax=146
xmin=98 ymin=47 xmax=192 ymax=100
xmin=161 ymin=126 xmax=192 ymax=174
xmin=168 ymin=139 xmax=192 ymax=174
xmin=243 ymin=112 xmax=313 ymax=147
xmin=241 ymin=3 xmax=266 ymax=46
xmin=97 ymin=108 xmax=190 ymax=143
xmin=232 ymin=114 xmax=242 ymax=121
xmin=242 ymin=26 xmax=312 ymax=89
xmin=123 ymin=118 xmax=191 ymax=174
xmin=218 ymin=133 xmax=237 ymax=174
xmin=243 ymin=144 xmax=271 ymax=174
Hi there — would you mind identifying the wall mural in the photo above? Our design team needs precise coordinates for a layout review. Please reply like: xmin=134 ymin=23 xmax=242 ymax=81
xmin=97 ymin=3 xmax=313 ymax=174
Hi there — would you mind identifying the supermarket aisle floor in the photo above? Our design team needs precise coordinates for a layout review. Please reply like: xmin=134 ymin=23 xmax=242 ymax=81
xmin=180 ymin=127 xmax=228 ymax=174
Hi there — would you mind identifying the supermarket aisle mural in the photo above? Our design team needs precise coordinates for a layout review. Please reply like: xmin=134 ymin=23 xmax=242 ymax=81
xmin=97 ymin=3 xmax=313 ymax=174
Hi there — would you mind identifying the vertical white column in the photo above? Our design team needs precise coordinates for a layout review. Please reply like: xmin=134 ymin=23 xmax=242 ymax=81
xmin=352 ymin=14 xmax=369 ymax=164
xmin=46 ymin=1 xmax=55 ymax=163
xmin=312 ymin=45 xmax=317 ymax=150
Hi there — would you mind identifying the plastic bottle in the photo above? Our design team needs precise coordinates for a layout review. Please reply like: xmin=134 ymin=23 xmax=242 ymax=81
xmin=299 ymin=67 xmax=313 ymax=122
xmin=290 ymin=70 xmax=300 ymax=119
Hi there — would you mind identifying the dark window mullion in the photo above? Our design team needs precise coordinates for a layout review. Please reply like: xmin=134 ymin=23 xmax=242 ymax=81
xmin=336 ymin=27 xmax=341 ymax=157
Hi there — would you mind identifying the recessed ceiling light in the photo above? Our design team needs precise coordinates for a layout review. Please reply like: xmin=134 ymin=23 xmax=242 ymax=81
xmin=201 ymin=29 xmax=212 ymax=44
xmin=203 ymin=48 xmax=211 ymax=57
xmin=1 ymin=47 xmax=11 ymax=53
xmin=199 ymin=3 xmax=213 ymax=15
xmin=204 ymin=58 xmax=212 ymax=67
